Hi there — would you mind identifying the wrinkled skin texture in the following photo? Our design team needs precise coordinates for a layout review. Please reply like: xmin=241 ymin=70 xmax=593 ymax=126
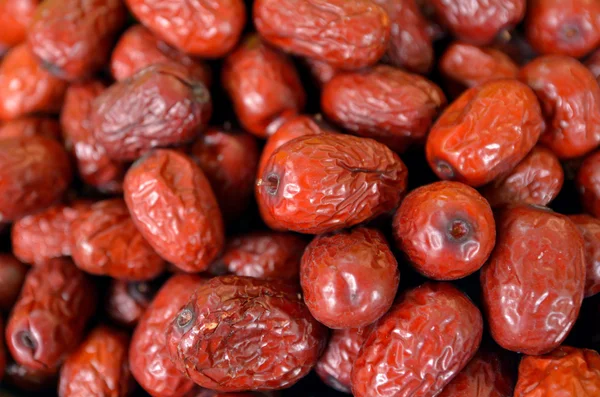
xmin=526 ymin=0 xmax=600 ymax=58
xmin=0 ymin=254 xmax=28 ymax=311
xmin=254 ymin=0 xmax=390 ymax=70
xmin=520 ymin=55 xmax=600 ymax=159
xmin=221 ymin=232 xmax=307 ymax=280
xmin=0 ymin=44 xmax=67 ymax=121
xmin=352 ymin=282 xmax=483 ymax=397
xmin=125 ymin=0 xmax=245 ymax=57
xmin=59 ymin=326 xmax=132 ymax=397
xmin=514 ymin=346 xmax=600 ymax=396
xmin=301 ymin=227 xmax=399 ymax=328
xmin=480 ymin=205 xmax=586 ymax=355
xmin=106 ymin=279 xmax=158 ymax=328
xmin=27 ymin=0 xmax=126 ymax=81
xmin=426 ymin=79 xmax=543 ymax=187
xmin=429 ymin=0 xmax=525 ymax=45
xmin=0 ymin=116 xmax=61 ymax=140
xmin=222 ymin=35 xmax=306 ymax=138
xmin=578 ymin=150 xmax=600 ymax=218
xmin=257 ymin=134 xmax=408 ymax=234
xmin=569 ymin=214 xmax=600 ymax=297
xmin=394 ymin=181 xmax=495 ymax=280
xmin=322 ymin=65 xmax=446 ymax=152
xmin=70 ymin=199 xmax=166 ymax=281
xmin=130 ymin=274 xmax=203 ymax=397
xmin=5 ymin=258 xmax=96 ymax=371
xmin=190 ymin=128 xmax=259 ymax=222
xmin=0 ymin=0 xmax=40 ymax=54
xmin=482 ymin=146 xmax=564 ymax=208
xmin=3 ymin=359 xmax=57 ymax=392
xmin=166 ymin=276 xmax=327 ymax=391
xmin=124 ymin=149 xmax=224 ymax=272
xmin=61 ymin=81 xmax=125 ymax=192
xmin=0 ymin=135 xmax=72 ymax=222
xmin=111 ymin=25 xmax=212 ymax=85
xmin=92 ymin=64 xmax=212 ymax=161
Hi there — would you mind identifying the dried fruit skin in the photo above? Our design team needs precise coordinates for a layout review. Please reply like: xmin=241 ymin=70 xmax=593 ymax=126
xmin=0 ymin=254 xmax=28 ymax=311
xmin=322 ymin=65 xmax=446 ymax=152
xmin=0 ymin=117 xmax=61 ymax=140
xmin=70 ymin=199 xmax=166 ymax=281
xmin=301 ymin=227 xmax=399 ymax=328
xmin=352 ymin=282 xmax=483 ymax=397
xmin=58 ymin=326 xmax=132 ymax=397
xmin=569 ymin=214 xmax=600 ymax=297
xmin=426 ymin=79 xmax=543 ymax=187
xmin=92 ymin=65 xmax=212 ymax=161
xmin=5 ymin=258 xmax=96 ymax=371
xmin=166 ymin=275 xmax=327 ymax=391
xmin=0 ymin=0 xmax=40 ymax=54
xmin=480 ymin=205 xmax=586 ymax=355
xmin=257 ymin=133 xmax=408 ymax=234
xmin=105 ymin=279 xmax=157 ymax=328
xmin=254 ymin=0 xmax=391 ymax=70
xmin=0 ymin=135 xmax=72 ymax=222
xmin=578 ymin=150 xmax=600 ymax=218
xmin=393 ymin=181 xmax=495 ymax=280
xmin=514 ymin=346 xmax=600 ymax=397
xmin=27 ymin=0 xmax=127 ymax=81
xmin=222 ymin=35 xmax=306 ymax=138
xmin=124 ymin=149 xmax=224 ymax=273
xmin=125 ymin=0 xmax=246 ymax=57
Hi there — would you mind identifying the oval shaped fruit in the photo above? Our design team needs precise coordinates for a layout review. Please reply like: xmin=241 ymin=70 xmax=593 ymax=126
xmin=569 ymin=214 xmax=600 ymax=298
xmin=105 ymin=279 xmax=158 ymax=328
xmin=0 ymin=0 xmax=40 ymax=54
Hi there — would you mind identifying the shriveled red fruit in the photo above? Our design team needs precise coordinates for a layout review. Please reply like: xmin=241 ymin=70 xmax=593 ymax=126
xmin=5 ymin=258 xmax=96 ymax=371
xmin=254 ymin=0 xmax=390 ymax=70
xmin=0 ymin=0 xmax=40 ymax=54
xmin=0 ymin=44 xmax=67 ymax=121
xmin=426 ymin=79 xmax=543 ymax=187
xmin=526 ymin=0 xmax=600 ymax=58
xmin=0 ymin=254 xmax=28 ymax=311
xmin=393 ymin=181 xmax=495 ymax=280
xmin=111 ymin=25 xmax=211 ymax=85
xmin=124 ymin=149 xmax=225 ymax=273
xmin=352 ymin=282 xmax=483 ymax=397
xmin=482 ymin=146 xmax=563 ymax=208
xmin=569 ymin=214 xmax=600 ymax=297
xmin=58 ymin=326 xmax=132 ymax=397
xmin=106 ymin=279 xmax=158 ymax=328
xmin=166 ymin=275 xmax=327 ymax=391
xmin=481 ymin=205 xmax=585 ymax=355
xmin=92 ymin=64 xmax=212 ymax=161
xmin=3 ymin=360 xmax=56 ymax=392
xmin=257 ymin=133 xmax=408 ymax=234
xmin=0 ymin=135 xmax=71 ymax=222
xmin=578 ymin=150 xmax=600 ymax=218
xmin=125 ymin=0 xmax=245 ymax=57
xmin=0 ymin=117 xmax=61 ymax=140
xmin=301 ymin=227 xmax=399 ymax=328
xmin=130 ymin=274 xmax=204 ymax=397
xmin=514 ymin=346 xmax=600 ymax=396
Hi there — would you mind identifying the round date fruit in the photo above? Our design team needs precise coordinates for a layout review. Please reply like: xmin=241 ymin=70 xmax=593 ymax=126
xmin=569 ymin=214 xmax=600 ymax=297
xmin=0 ymin=117 xmax=61 ymax=140
xmin=578 ymin=150 xmax=600 ymax=218
xmin=0 ymin=254 xmax=28 ymax=312
xmin=106 ymin=279 xmax=158 ymax=328
xmin=0 ymin=0 xmax=40 ymax=54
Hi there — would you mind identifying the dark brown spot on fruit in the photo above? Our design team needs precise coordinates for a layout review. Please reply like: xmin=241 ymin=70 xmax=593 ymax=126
xmin=448 ymin=219 xmax=470 ymax=242
xmin=436 ymin=160 xmax=455 ymax=179
xmin=265 ymin=173 xmax=280 ymax=196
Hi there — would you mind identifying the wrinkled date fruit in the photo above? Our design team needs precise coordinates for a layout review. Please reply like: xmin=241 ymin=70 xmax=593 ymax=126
xmin=569 ymin=214 xmax=600 ymax=298
xmin=257 ymin=133 xmax=408 ymax=234
xmin=481 ymin=205 xmax=585 ymax=355
xmin=578 ymin=150 xmax=600 ymax=218
xmin=393 ymin=181 xmax=495 ymax=280
xmin=70 ymin=199 xmax=166 ymax=281
xmin=0 ymin=0 xmax=40 ymax=54
xmin=514 ymin=346 xmax=600 ymax=396
xmin=254 ymin=0 xmax=390 ymax=70
xmin=520 ymin=55 xmax=600 ymax=159
xmin=301 ymin=227 xmax=399 ymax=328
xmin=124 ymin=149 xmax=224 ymax=273
xmin=59 ymin=326 xmax=132 ymax=397
xmin=5 ymin=258 xmax=96 ymax=371
xmin=352 ymin=282 xmax=483 ymax=397
xmin=426 ymin=79 xmax=543 ymax=187
xmin=125 ymin=0 xmax=245 ymax=57
xmin=92 ymin=64 xmax=212 ymax=161
xmin=27 ymin=0 xmax=126 ymax=81
xmin=322 ymin=65 xmax=446 ymax=152
xmin=0 ymin=135 xmax=71 ymax=222
xmin=0 ymin=254 xmax=28 ymax=311
xmin=166 ymin=275 xmax=327 ymax=391
xmin=0 ymin=117 xmax=61 ymax=140
xmin=130 ymin=274 xmax=204 ymax=397
xmin=106 ymin=279 xmax=158 ymax=328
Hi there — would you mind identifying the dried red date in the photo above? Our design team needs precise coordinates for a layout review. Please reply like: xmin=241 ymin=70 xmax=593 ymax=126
xmin=5 ymin=258 xmax=96 ymax=371
xmin=305 ymin=59 xmax=338 ymax=87
xmin=0 ymin=254 xmax=28 ymax=311
xmin=257 ymin=133 xmax=408 ymax=234
xmin=481 ymin=205 xmax=585 ymax=355
xmin=569 ymin=214 xmax=600 ymax=298
xmin=578 ymin=150 xmax=600 ymax=218
xmin=124 ymin=149 xmax=225 ymax=272
xmin=426 ymin=79 xmax=543 ymax=187
xmin=92 ymin=65 xmax=212 ymax=161
xmin=166 ymin=275 xmax=327 ymax=391
xmin=0 ymin=0 xmax=40 ymax=55
xmin=322 ymin=65 xmax=446 ymax=152
xmin=352 ymin=282 xmax=483 ymax=397
xmin=0 ymin=117 xmax=61 ymax=140
xmin=106 ymin=279 xmax=157 ymax=328
xmin=254 ymin=0 xmax=390 ymax=70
